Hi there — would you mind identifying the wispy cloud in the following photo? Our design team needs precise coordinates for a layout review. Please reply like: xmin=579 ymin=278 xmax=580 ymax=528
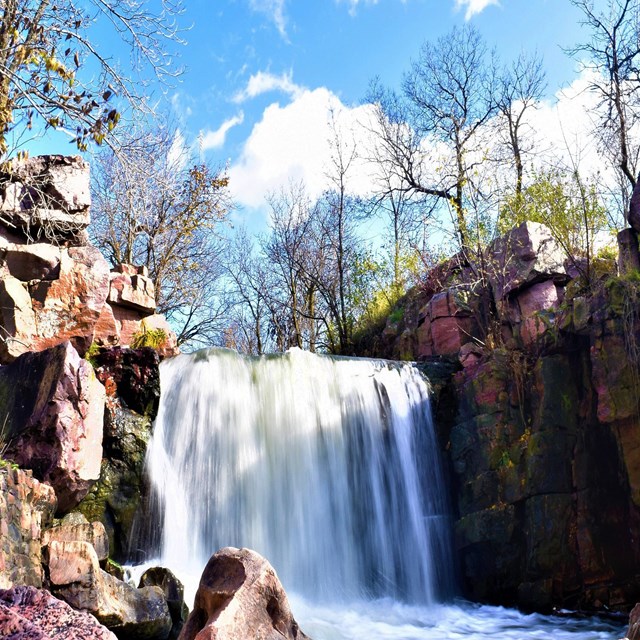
xmin=200 ymin=112 xmax=245 ymax=151
xmin=232 ymin=70 xmax=304 ymax=104
xmin=250 ymin=0 xmax=288 ymax=39
xmin=454 ymin=0 xmax=500 ymax=20
xmin=339 ymin=0 xmax=379 ymax=16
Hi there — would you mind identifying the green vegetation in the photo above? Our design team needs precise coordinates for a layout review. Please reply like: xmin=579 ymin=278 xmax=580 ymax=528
xmin=131 ymin=325 xmax=168 ymax=350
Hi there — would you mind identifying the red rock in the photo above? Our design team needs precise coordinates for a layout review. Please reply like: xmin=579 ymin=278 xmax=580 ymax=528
xmin=142 ymin=314 xmax=179 ymax=357
xmin=430 ymin=316 xmax=475 ymax=356
xmin=0 ymin=242 xmax=61 ymax=281
xmin=108 ymin=270 xmax=156 ymax=313
xmin=516 ymin=280 xmax=560 ymax=346
xmin=0 ymin=275 xmax=37 ymax=361
xmin=47 ymin=541 xmax=172 ymax=639
xmin=486 ymin=221 xmax=567 ymax=300
xmin=42 ymin=521 xmax=109 ymax=562
xmin=111 ymin=305 xmax=147 ymax=347
xmin=29 ymin=246 xmax=110 ymax=355
xmin=0 ymin=586 xmax=117 ymax=639
xmin=92 ymin=302 xmax=120 ymax=346
xmin=0 ymin=468 xmax=56 ymax=589
xmin=179 ymin=547 xmax=310 ymax=640
xmin=113 ymin=263 xmax=149 ymax=277
xmin=0 ymin=156 xmax=91 ymax=244
xmin=1 ymin=342 xmax=105 ymax=513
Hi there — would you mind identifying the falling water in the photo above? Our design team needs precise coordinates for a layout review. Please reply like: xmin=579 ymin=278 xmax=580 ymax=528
xmin=144 ymin=347 xmax=626 ymax=640
xmin=147 ymin=347 xmax=453 ymax=603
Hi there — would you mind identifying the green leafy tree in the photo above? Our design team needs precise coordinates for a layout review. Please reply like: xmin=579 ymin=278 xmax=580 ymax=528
xmin=500 ymin=168 xmax=608 ymax=278
xmin=0 ymin=0 xmax=182 ymax=156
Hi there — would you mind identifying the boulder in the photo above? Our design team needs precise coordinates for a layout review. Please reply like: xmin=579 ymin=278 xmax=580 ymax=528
xmin=0 ymin=467 xmax=57 ymax=589
xmin=29 ymin=245 xmax=110 ymax=356
xmin=42 ymin=520 xmax=109 ymax=562
xmin=0 ymin=242 xmax=61 ymax=281
xmin=0 ymin=155 xmax=90 ymax=244
xmin=179 ymin=547 xmax=310 ymax=640
xmin=515 ymin=280 xmax=561 ymax=346
xmin=94 ymin=347 xmax=161 ymax=418
xmin=139 ymin=567 xmax=189 ymax=640
xmin=0 ymin=275 xmax=38 ymax=361
xmin=0 ymin=585 xmax=117 ymax=639
xmin=486 ymin=221 xmax=567 ymax=300
xmin=618 ymin=228 xmax=640 ymax=275
xmin=0 ymin=341 xmax=105 ymax=513
xmin=46 ymin=540 xmax=172 ymax=639
xmin=136 ymin=314 xmax=180 ymax=358
xmin=108 ymin=269 xmax=156 ymax=313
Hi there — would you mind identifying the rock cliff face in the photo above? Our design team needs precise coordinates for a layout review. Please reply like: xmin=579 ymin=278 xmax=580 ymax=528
xmin=0 ymin=155 xmax=186 ymax=640
xmin=377 ymin=221 xmax=640 ymax=612
xmin=0 ymin=154 xmax=178 ymax=362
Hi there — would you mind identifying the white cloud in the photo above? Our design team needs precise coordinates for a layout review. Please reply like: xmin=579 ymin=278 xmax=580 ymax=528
xmin=229 ymin=88 xmax=377 ymax=209
xmin=233 ymin=70 xmax=303 ymax=104
xmin=337 ymin=0 xmax=379 ymax=17
xmin=250 ymin=0 xmax=288 ymax=39
xmin=200 ymin=112 xmax=245 ymax=151
xmin=454 ymin=0 xmax=500 ymax=20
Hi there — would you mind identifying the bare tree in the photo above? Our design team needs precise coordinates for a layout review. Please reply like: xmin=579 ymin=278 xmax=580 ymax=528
xmin=263 ymin=183 xmax=322 ymax=351
xmin=0 ymin=0 xmax=183 ymax=156
xmin=569 ymin=0 xmax=640 ymax=218
xmin=496 ymin=51 xmax=547 ymax=201
xmin=369 ymin=25 xmax=498 ymax=255
xmin=91 ymin=123 xmax=232 ymax=347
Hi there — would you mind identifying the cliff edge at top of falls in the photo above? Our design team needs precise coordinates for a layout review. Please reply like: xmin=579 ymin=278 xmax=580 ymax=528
xmin=365 ymin=220 xmax=640 ymax=613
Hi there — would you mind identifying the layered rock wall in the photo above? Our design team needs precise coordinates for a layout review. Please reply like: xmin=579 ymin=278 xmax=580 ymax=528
xmin=377 ymin=221 xmax=640 ymax=612
xmin=0 ymin=154 xmax=178 ymax=362
xmin=0 ymin=467 xmax=56 ymax=589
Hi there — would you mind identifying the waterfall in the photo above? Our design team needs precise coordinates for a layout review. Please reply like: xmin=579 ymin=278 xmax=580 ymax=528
xmin=146 ymin=347 xmax=453 ymax=605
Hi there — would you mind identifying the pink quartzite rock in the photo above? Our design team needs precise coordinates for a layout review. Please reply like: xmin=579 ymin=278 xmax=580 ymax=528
xmin=0 ymin=585 xmax=116 ymax=639
xmin=108 ymin=269 xmax=156 ymax=313
xmin=0 ymin=241 xmax=61 ymax=281
xmin=486 ymin=221 xmax=567 ymax=300
xmin=1 ymin=342 xmax=105 ymax=513
xmin=0 ymin=275 xmax=38 ymax=361
xmin=515 ymin=280 xmax=560 ymax=346
xmin=42 ymin=521 xmax=109 ymax=563
xmin=46 ymin=540 xmax=172 ymax=639
xmin=179 ymin=547 xmax=310 ymax=640
xmin=628 ymin=602 xmax=640 ymax=640
xmin=0 ymin=468 xmax=57 ymax=589
xmin=0 ymin=155 xmax=91 ymax=245
xmin=29 ymin=246 xmax=110 ymax=356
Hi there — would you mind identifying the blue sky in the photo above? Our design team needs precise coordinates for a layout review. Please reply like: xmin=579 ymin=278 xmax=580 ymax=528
xmin=28 ymin=1 xmax=603 ymax=227
xmin=166 ymin=1 xmax=598 ymax=222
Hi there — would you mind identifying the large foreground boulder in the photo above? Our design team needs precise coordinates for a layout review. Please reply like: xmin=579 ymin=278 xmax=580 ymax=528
xmin=179 ymin=547 xmax=310 ymax=640
xmin=0 ymin=341 xmax=105 ymax=513
xmin=0 ymin=585 xmax=116 ymax=639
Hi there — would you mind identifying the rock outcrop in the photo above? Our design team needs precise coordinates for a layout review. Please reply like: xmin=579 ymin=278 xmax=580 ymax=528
xmin=0 ymin=585 xmax=117 ymax=639
xmin=374 ymin=221 xmax=640 ymax=613
xmin=0 ymin=341 xmax=105 ymax=513
xmin=46 ymin=539 xmax=172 ymax=639
xmin=0 ymin=154 xmax=178 ymax=363
xmin=77 ymin=347 xmax=161 ymax=560
xmin=0 ymin=467 xmax=57 ymax=589
xmin=179 ymin=547 xmax=310 ymax=640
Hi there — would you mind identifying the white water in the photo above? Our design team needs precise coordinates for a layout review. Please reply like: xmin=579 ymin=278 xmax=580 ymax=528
xmin=144 ymin=347 xmax=625 ymax=640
